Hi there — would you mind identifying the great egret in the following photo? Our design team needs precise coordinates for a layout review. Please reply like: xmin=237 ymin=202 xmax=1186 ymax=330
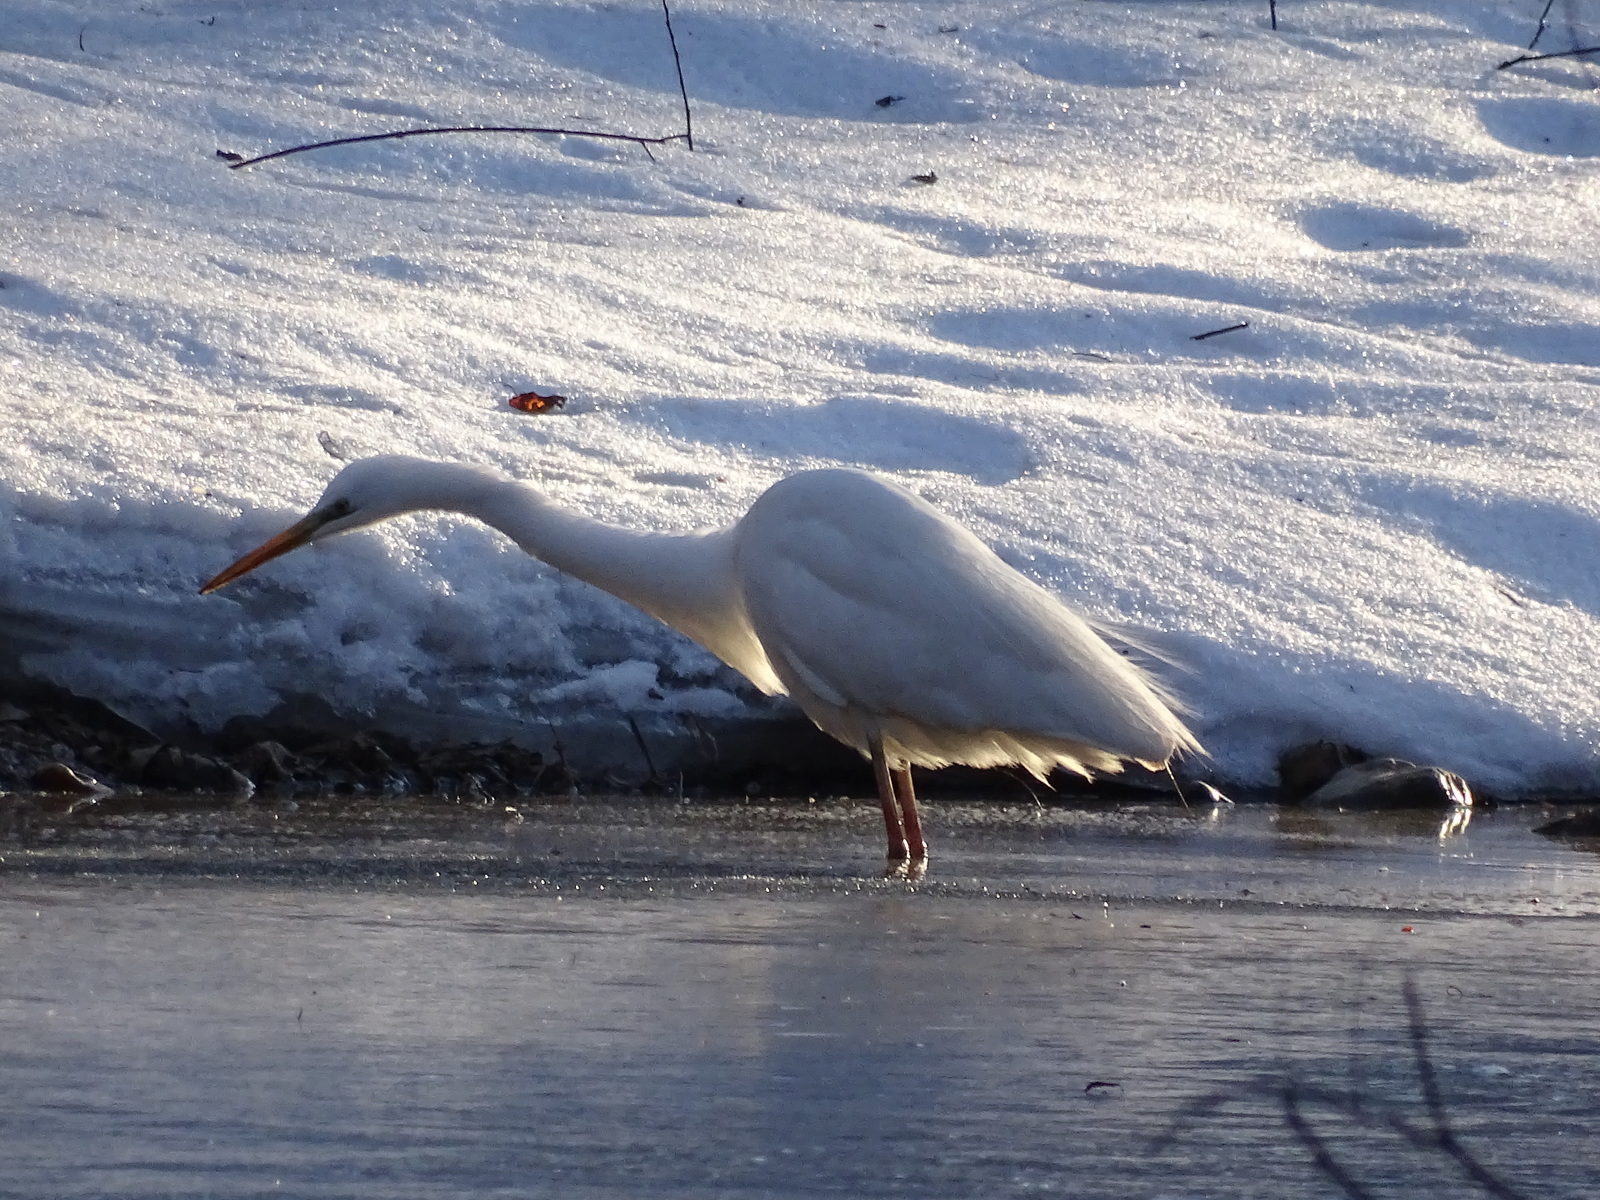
xmin=201 ymin=457 xmax=1201 ymax=876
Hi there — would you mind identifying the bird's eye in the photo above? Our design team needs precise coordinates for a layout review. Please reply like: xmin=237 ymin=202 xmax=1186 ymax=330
xmin=328 ymin=498 xmax=353 ymax=517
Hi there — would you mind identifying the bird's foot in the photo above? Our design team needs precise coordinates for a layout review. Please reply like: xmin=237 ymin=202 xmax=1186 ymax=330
xmin=883 ymin=853 xmax=928 ymax=881
xmin=883 ymin=845 xmax=910 ymax=879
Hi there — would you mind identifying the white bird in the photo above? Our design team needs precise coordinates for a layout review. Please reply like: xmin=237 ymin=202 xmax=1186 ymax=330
xmin=201 ymin=457 xmax=1201 ymax=876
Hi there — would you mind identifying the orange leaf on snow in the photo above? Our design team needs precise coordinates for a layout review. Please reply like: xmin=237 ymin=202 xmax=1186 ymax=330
xmin=509 ymin=391 xmax=567 ymax=413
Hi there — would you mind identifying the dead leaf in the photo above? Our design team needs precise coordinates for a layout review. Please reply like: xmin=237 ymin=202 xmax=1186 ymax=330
xmin=509 ymin=391 xmax=568 ymax=413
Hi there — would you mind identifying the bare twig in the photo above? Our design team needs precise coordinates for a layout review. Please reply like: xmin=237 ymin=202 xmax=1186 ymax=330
xmin=228 ymin=0 xmax=694 ymax=169
xmin=1191 ymin=321 xmax=1249 ymax=341
xmin=1528 ymin=0 xmax=1557 ymax=50
xmin=226 ymin=124 xmax=688 ymax=171
xmin=1497 ymin=44 xmax=1600 ymax=70
xmin=1165 ymin=763 xmax=1191 ymax=811
xmin=1002 ymin=766 xmax=1046 ymax=807
xmin=659 ymin=0 xmax=694 ymax=150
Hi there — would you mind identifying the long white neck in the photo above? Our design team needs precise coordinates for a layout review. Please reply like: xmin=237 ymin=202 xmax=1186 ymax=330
xmin=478 ymin=479 xmax=738 ymax=637
xmin=360 ymin=460 xmax=778 ymax=691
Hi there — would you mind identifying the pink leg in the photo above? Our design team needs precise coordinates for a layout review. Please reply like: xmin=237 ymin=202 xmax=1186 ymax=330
xmin=870 ymin=739 xmax=909 ymax=873
xmin=892 ymin=766 xmax=928 ymax=876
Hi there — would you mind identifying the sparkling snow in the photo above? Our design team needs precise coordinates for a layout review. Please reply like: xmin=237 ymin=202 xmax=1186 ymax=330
xmin=3 ymin=0 xmax=1599 ymax=791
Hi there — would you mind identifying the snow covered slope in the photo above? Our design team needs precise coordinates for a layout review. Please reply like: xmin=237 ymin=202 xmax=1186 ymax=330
xmin=3 ymin=0 xmax=1599 ymax=790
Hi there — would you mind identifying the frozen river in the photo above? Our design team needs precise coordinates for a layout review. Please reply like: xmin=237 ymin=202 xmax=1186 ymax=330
xmin=0 ymin=796 xmax=1595 ymax=1198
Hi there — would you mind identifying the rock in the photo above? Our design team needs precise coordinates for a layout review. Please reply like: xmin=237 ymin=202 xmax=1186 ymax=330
xmin=236 ymin=740 xmax=299 ymax=783
xmin=1535 ymin=809 xmax=1600 ymax=838
xmin=414 ymin=741 xmax=546 ymax=794
xmin=30 ymin=761 xmax=107 ymax=795
xmin=303 ymin=733 xmax=399 ymax=776
xmin=1278 ymin=740 xmax=1369 ymax=800
xmin=1301 ymin=758 xmax=1472 ymax=811
xmin=133 ymin=745 xmax=254 ymax=796
xmin=0 ymin=702 xmax=29 ymax=723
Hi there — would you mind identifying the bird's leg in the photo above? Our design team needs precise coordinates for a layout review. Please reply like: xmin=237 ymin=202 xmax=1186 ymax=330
xmin=891 ymin=766 xmax=928 ymax=878
xmin=870 ymin=738 xmax=910 ymax=874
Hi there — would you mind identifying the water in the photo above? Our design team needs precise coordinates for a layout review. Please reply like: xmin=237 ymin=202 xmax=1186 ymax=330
xmin=0 ymin=797 xmax=1595 ymax=1198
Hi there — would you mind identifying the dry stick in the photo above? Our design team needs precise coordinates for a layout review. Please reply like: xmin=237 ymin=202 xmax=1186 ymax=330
xmin=1497 ymin=44 xmax=1600 ymax=69
xmin=228 ymin=0 xmax=694 ymax=169
xmin=227 ymin=125 xmax=688 ymax=170
xmin=1000 ymin=766 xmax=1044 ymax=806
xmin=1164 ymin=762 xmax=1191 ymax=811
xmin=1528 ymin=0 xmax=1557 ymax=50
xmin=1192 ymin=321 xmax=1249 ymax=341
xmin=659 ymin=0 xmax=694 ymax=151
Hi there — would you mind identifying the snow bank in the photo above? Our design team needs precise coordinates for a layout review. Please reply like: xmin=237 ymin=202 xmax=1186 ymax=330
xmin=3 ymin=0 xmax=1599 ymax=791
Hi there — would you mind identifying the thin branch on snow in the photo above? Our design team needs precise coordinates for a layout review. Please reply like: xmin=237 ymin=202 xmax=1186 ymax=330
xmin=659 ymin=0 xmax=694 ymax=151
xmin=226 ymin=0 xmax=694 ymax=169
xmin=1191 ymin=321 xmax=1249 ymax=341
xmin=1528 ymin=0 xmax=1557 ymax=50
xmin=226 ymin=125 xmax=688 ymax=171
xmin=1497 ymin=43 xmax=1600 ymax=70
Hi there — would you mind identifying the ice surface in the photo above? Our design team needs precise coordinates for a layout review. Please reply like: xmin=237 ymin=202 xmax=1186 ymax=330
xmin=2 ymin=800 xmax=1598 ymax=1198
xmin=3 ymin=0 xmax=1600 ymax=791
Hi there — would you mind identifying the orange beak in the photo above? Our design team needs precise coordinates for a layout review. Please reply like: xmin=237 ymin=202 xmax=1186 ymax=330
xmin=199 ymin=510 xmax=330 ymax=594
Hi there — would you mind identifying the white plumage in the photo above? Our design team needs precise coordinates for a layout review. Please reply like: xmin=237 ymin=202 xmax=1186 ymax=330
xmin=736 ymin=469 xmax=1196 ymax=774
xmin=202 ymin=456 xmax=1201 ymax=876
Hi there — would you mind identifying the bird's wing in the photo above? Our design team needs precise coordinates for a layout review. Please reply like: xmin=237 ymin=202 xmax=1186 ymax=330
xmin=735 ymin=471 xmax=1194 ymax=764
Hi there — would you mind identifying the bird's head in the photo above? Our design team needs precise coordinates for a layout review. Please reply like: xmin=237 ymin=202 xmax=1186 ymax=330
xmin=199 ymin=455 xmax=506 ymax=594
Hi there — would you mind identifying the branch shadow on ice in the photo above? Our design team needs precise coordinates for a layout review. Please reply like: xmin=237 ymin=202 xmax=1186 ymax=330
xmin=641 ymin=395 xmax=1031 ymax=485
xmin=1154 ymin=977 xmax=1534 ymax=1200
